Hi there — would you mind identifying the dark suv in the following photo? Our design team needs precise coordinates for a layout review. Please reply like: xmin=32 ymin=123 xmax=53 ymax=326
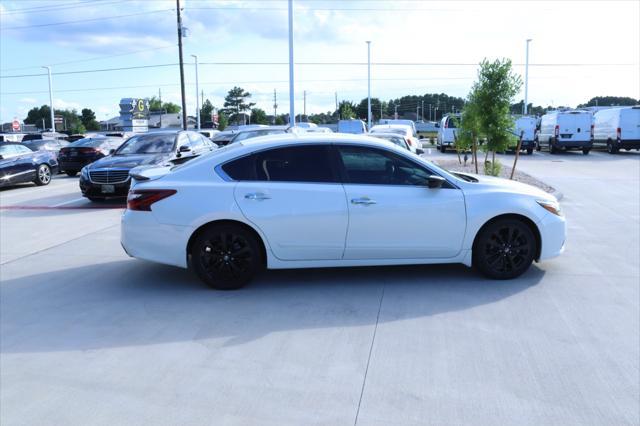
xmin=79 ymin=130 xmax=216 ymax=201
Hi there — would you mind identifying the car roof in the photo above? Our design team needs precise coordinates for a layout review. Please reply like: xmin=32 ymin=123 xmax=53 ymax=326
xmin=368 ymin=132 xmax=408 ymax=138
xmin=238 ymin=131 xmax=401 ymax=151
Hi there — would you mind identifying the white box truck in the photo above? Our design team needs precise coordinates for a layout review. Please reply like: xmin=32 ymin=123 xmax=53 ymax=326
xmin=511 ymin=116 xmax=537 ymax=155
xmin=536 ymin=110 xmax=593 ymax=154
xmin=593 ymin=106 xmax=640 ymax=154
xmin=436 ymin=114 xmax=460 ymax=153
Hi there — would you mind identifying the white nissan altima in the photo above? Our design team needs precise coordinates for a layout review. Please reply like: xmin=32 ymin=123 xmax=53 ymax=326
xmin=121 ymin=133 xmax=565 ymax=290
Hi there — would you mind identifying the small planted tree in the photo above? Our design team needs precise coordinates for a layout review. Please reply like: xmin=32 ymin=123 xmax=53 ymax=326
xmin=462 ymin=59 xmax=522 ymax=176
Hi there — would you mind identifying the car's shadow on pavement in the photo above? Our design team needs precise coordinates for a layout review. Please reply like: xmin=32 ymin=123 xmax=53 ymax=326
xmin=0 ymin=260 xmax=545 ymax=353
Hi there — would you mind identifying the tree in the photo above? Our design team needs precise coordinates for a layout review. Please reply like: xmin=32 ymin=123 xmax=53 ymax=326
xmin=217 ymin=112 xmax=229 ymax=131
xmin=223 ymin=86 xmax=255 ymax=125
xmin=148 ymin=96 xmax=181 ymax=113
xmin=200 ymin=99 xmax=214 ymax=126
xmin=338 ymin=101 xmax=356 ymax=120
xmin=356 ymin=98 xmax=382 ymax=121
xmin=457 ymin=93 xmax=482 ymax=173
xmin=462 ymin=59 xmax=522 ymax=176
xmin=250 ymin=108 xmax=269 ymax=125
xmin=80 ymin=108 xmax=100 ymax=131
xmin=24 ymin=105 xmax=53 ymax=130
xmin=578 ymin=96 xmax=638 ymax=108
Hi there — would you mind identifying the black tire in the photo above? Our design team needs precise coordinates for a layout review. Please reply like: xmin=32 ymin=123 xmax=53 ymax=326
xmin=607 ymin=139 xmax=619 ymax=154
xmin=192 ymin=223 xmax=262 ymax=290
xmin=65 ymin=170 xmax=78 ymax=177
xmin=582 ymin=148 xmax=590 ymax=155
xmin=526 ymin=148 xmax=534 ymax=155
xmin=440 ymin=144 xmax=446 ymax=153
xmin=549 ymin=142 xmax=558 ymax=154
xmin=87 ymin=196 xmax=105 ymax=202
xmin=473 ymin=218 xmax=536 ymax=280
xmin=33 ymin=164 xmax=52 ymax=186
xmin=535 ymin=138 xmax=541 ymax=151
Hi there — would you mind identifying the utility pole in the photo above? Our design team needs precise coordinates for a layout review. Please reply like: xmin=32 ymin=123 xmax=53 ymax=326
xmin=416 ymin=105 xmax=419 ymax=122
xmin=42 ymin=66 xmax=54 ymax=131
xmin=524 ymin=38 xmax=532 ymax=115
xmin=335 ymin=92 xmax=339 ymax=119
xmin=303 ymin=90 xmax=306 ymax=121
xmin=273 ymin=89 xmax=278 ymax=124
xmin=159 ymin=87 xmax=163 ymax=128
xmin=191 ymin=54 xmax=200 ymax=130
xmin=394 ymin=103 xmax=398 ymax=119
xmin=429 ymin=104 xmax=432 ymax=121
xmin=288 ymin=0 xmax=295 ymax=126
xmin=176 ymin=0 xmax=187 ymax=130
xmin=421 ymin=100 xmax=424 ymax=121
xmin=380 ymin=102 xmax=383 ymax=121
xmin=366 ymin=40 xmax=372 ymax=130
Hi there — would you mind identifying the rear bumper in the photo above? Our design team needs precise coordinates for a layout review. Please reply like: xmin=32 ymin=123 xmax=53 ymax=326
xmin=121 ymin=210 xmax=192 ymax=268
xmin=554 ymin=139 xmax=592 ymax=149
xmin=618 ymin=139 xmax=640 ymax=149
xmin=59 ymin=158 xmax=95 ymax=171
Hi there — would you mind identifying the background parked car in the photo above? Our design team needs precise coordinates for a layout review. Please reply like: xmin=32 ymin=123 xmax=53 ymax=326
xmin=80 ymin=130 xmax=215 ymax=201
xmin=437 ymin=114 xmax=460 ymax=153
xmin=228 ymin=127 xmax=288 ymax=144
xmin=536 ymin=110 xmax=593 ymax=154
xmin=0 ymin=143 xmax=58 ymax=187
xmin=337 ymin=119 xmax=367 ymax=134
xmin=511 ymin=116 xmax=537 ymax=154
xmin=370 ymin=124 xmax=422 ymax=154
xmin=22 ymin=132 xmax=67 ymax=142
xmin=21 ymin=138 xmax=70 ymax=162
xmin=58 ymin=137 xmax=124 ymax=177
xmin=369 ymin=132 xmax=411 ymax=151
xmin=199 ymin=129 xmax=220 ymax=140
xmin=593 ymin=106 xmax=640 ymax=154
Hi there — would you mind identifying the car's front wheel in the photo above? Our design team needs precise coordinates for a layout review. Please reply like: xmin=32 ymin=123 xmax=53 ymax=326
xmin=473 ymin=218 xmax=536 ymax=280
xmin=34 ymin=164 xmax=51 ymax=186
xmin=65 ymin=170 xmax=78 ymax=177
xmin=192 ymin=223 xmax=262 ymax=290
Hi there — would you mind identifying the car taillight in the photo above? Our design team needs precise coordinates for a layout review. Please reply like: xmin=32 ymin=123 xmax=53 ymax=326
xmin=127 ymin=189 xmax=177 ymax=211
xmin=78 ymin=147 xmax=99 ymax=154
xmin=554 ymin=125 xmax=559 ymax=137
xmin=617 ymin=127 xmax=621 ymax=139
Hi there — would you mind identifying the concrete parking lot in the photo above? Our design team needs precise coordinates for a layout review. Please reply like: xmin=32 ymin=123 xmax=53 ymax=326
xmin=1 ymin=149 xmax=638 ymax=425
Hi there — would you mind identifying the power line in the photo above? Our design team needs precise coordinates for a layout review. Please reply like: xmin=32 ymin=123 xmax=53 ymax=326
xmin=0 ymin=0 xmax=127 ymax=15
xmin=1 ymin=8 xmax=173 ymax=30
xmin=0 ymin=45 xmax=176 ymax=72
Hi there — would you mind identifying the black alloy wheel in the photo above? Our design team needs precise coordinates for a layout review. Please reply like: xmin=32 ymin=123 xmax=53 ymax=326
xmin=34 ymin=164 xmax=51 ymax=186
xmin=473 ymin=219 xmax=536 ymax=280
xmin=193 ymin=224 xmax=261 ymax=290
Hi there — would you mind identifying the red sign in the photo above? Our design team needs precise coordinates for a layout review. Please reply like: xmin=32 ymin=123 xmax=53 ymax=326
xmin=11 ymin=120 xmax=20 ymax=131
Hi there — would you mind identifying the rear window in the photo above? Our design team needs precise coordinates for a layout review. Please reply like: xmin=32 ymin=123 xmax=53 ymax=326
xmin=70 ymin=138 xmax=112 ymax=148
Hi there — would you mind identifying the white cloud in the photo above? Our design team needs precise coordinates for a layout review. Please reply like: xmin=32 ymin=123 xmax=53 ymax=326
xmin=53 ymin=99 xmax=81 ymax=110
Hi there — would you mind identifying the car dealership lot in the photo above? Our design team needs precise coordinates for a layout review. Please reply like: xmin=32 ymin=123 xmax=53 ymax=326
xmin=1 ymin=150 xmax=638 ymax=425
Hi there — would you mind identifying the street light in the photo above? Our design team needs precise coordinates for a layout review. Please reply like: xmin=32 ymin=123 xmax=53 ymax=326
xmin=42 ymin=66 xmax=55 ymax=131
xmin=191 ymin=54 xmax=200 ymax=130
xmin=524 ymin=38 xmax=532 ymax=115
xmin=366 ymin=41 xmax=372 ymax=129
xmin=288 ymin=0 xmax=295 ymax=126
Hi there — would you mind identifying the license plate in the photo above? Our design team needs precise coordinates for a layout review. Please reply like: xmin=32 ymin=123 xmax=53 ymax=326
xmin=101 ymin=184 xmax=115 ymax=194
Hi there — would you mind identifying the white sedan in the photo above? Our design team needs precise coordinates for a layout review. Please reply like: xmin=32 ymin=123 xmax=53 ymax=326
xmin=121 ymin=133 xmax=565 ymax=289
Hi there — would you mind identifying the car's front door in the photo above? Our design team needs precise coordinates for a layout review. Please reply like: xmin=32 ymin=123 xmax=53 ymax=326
xmin=336 ymin=145 xmax=466 ymax=260
xmin=230 ymin=144 xmax=348 ymax=261
xmin=12 ymin=145 xmax=38 ymax=180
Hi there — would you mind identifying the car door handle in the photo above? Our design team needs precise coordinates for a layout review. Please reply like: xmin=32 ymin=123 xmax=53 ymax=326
xmin=245 ymin=192 xmax=271 ymax=201
xmin=351 ymin=197 xmax=376 ymax=205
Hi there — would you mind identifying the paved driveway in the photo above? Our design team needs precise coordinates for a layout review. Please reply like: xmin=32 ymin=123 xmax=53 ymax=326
xmin=1 ymin=150 xmax=638 ymax=425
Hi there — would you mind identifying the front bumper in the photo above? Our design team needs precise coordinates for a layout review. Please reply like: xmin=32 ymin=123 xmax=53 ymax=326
xmin=538 ymin=211 xmax=567 ymax=261
xmin=79 ymin=175 xmax=131 ymax=198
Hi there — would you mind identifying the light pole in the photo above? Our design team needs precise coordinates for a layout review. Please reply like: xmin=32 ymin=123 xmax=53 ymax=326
xmin=366 ymin=41 xmax=372 ymax=129
xmin=176 ymin=0 xmax=187 ymax=130
xmin=42 ymin=66 xmax=55 ymax=131
xmin=524 ymin=38 xmax=532 ymax=115
xmin=394 ymin=103 xmax=399 ymax=119
xmin=288 ymin=0 xmax=295 ymax=126
xmin=191 ymin=54 xmax=200 ymax=130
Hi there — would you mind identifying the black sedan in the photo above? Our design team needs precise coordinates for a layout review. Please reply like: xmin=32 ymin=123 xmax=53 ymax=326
xmin=80 ymin=130 xmax=216 ymax=201
xmin=0 ymin=143 xmax=58 ymax=187
xmin=22 ymin=138 xmax=70 ymax=162
xmin=58 ymin=137 xmax=124 ymax=177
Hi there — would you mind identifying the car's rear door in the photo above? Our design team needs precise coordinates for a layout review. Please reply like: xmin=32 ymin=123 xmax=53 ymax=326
xmin=231 ymin=144 xmax=348 ymax=261
xmin=336 ymin=144 xmax=466 ymax=260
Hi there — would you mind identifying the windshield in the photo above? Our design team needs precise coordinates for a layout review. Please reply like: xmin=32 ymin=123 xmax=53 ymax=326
xmin=115 ymin=133 xmax=176 ymax=155
xmin=70 ymin=138 xmax=110 ymax=147
xmin=376 ymin=135 xmax=407 ymax=147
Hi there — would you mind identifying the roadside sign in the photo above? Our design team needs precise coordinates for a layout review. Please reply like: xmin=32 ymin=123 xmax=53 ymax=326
xmin=11 ymin=119 xmax=20 ymax=131
xmin=54 ymin=115 xmax=63 ymax=124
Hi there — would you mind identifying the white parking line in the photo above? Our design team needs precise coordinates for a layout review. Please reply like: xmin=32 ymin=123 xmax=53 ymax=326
xmin=0 ymin=180 xmax=78 ymax=200
xmin=52 ymin=197 xmax=86 ymax=207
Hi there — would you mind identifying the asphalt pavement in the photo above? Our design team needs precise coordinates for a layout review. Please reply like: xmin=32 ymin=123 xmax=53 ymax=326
xmin=1 ymin=149 xmax=638 ymax=425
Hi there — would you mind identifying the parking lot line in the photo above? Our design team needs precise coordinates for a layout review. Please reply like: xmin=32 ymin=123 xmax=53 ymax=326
xmin=51 ymin=197 xmax=89 ymax=207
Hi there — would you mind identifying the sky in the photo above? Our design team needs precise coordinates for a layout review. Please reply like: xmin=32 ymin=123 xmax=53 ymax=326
xmin=0 ymin=0 xmax=639 ymax=123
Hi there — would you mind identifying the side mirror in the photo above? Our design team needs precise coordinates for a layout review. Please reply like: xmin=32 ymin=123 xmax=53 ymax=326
xmin=109 ymin=149 xmax=115 ymax=155
xmin=179 ymin=145 xmax=192 ymax=153
xmin=427 ymin=175 xmax=446 ymax=189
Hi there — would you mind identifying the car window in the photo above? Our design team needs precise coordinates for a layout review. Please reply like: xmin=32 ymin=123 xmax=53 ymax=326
xmin=0 ymin=145 xmax=18 ymax=157
xmin=177 ymin=133 xmax=190 ymax=149
xmin=222 ymin=145 xmax=337 ymax=183
xmin=337 ymin=145 xmax=431 ymax=186
xmin=14 ymin=145 xmax=33 ymax=155
xmin=115 ymin=134 xmax=176 ymax=155
xmin=187 ymin=132 xmax=204 ymax=150
xmin=446 ymin=117 xmax=458 ymax=129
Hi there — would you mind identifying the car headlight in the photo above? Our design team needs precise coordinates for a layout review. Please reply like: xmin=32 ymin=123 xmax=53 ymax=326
xmin=81 ymin=167 xmax=89 ymax=178
xmin=537 ymin=199 xmax=562 ymax=216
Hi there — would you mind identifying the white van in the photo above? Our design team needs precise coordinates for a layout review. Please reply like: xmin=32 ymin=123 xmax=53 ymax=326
xmin=536 ymin=110 xmax=593 ymax=154
xmin=511 ymin=116 xmax=537 ymax=154
xmin=593 ymin=106 xmax=640 ymax=154
xmin=378 ymin=119 xmax=417 ymax=137
xmin=337 ymin=119 xmax=367 ymax=134
xmin=436 ymin=114 xmax=460 ymax=153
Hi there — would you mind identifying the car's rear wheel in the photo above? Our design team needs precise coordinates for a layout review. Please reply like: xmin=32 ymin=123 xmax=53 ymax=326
xmin=582 ymin=148 xmax=590 ymax=155
xmin=65 ymin=170 xmax=78 ymax=177
xmin=473 ymin=218 xmax=536 ymax=280
xmin=440 ymin=144 xmax=446 ymax=153
xmin=526 ymin=148 xmax=534 ymax=155
xmin=192 ymin=224 xmax=262 ymax=290
xmin=34 ymin=164 xmax=51 ymax=186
